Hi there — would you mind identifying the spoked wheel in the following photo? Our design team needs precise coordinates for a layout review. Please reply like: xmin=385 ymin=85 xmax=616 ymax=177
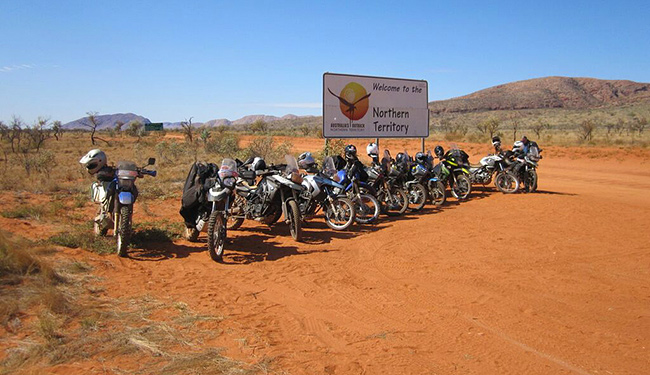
xmin=324 ymin=197 xmax=355 ymax=230
xmin=286 ymin=200 xmax=302 ymax=241
xmin=451 ymin=174 xmax=472 ymax=200
xmin=529 ymin=169 xmax=538 ymax=192
xmin=382 ymin=188 xmax=408 ymax=216
xmin=495 ymin=172 xmax=519 ymax=194
xmin=428 ymin=180 xmax=446 ymax=206
xmin=352 ymin=193 xmax=380 ymax=224
xmin=407 ymin=183 xmax=427 ymax=212
xmin=207 ymin=211 xmax=226 ymax=262
xmin=116 ymin=205 xmax=132 ymax=257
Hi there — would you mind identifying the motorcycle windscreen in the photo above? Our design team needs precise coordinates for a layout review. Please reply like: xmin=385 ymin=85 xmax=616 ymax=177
xmin=285 ymin=154 xmax=302 ymax=184
xmin=218 ymin=158 xmax=238 ymax=179
xmin=322 ymin=157 xmax=338 ymax=180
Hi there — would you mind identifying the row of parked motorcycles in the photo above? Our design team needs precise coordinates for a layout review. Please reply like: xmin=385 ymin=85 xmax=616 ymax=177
xmin=179 ymin=138 xmax=542 ymax=262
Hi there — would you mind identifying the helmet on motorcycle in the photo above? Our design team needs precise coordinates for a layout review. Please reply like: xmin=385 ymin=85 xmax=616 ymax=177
xmin=434 ymin=145 xmax=444 ymax=159
xmin=252 ymin=156 xmax=267 ymax=171
xmin=79 ymin=149 xmax=107 ymax=174
xmin=512 ymin=141 xmax=524 ymax=153
xmin=415 ymin=152 xmax=426 ymax=164
xmin=521 ymin=135 xmax=529 ymax=145
xmin=344 ymin=144 xmax=357 ymax=161
xmin=297 ymin=152 xmax=316 ymax=170
xmin=395 ymin=152 xmax=407 ymax=166
xmin=366 ymin=142 xmax=378 ymax=157
xmin=492 ymin=136 xmax=501 ymax=148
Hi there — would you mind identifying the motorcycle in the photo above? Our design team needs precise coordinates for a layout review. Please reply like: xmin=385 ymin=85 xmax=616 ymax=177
xmin=468 ymin=153 xmax=519 ymax=194
xmin=515 ymin=147 xmax=541 ymax=193
xmin=299 ymin=156 xmax=356 ymax=230
xmin=228 ymin=155 xmax=304 ymax=241
xmin=433 ymin=147 xmax=472 ymax=200
xmin=90 ymin=157 xmax=156 ymax=257
xmin=409 ymin=153 xmax=446 ymax=206
xmin=335 ymin=164 xmax=380 ymax=224
xmin=366 ymin=150 xmax=409 ymax=216
xmin=206 ymin=158 xmax=239 ymax=262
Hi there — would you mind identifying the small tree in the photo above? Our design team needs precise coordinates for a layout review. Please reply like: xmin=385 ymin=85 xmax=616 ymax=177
xmin=81 ymin=111 xmax=109 ymax=145
xmin=52 ymin=120 xmax=63 ymax=141
xmin=8 ymin=116 xmax=24 ymax=153
xmin=249 ymin=119 xmax=268 ymax=134
xmin=200 ymin=126 xmax=211 ymax=147
xmin=578 ymin=120 xmax=595 ymax=141
xmin=300 ymin=124 xmax=311 ymax=136
xmin=476 ymin=117 xmax=500 ymax=138
xmin=27 ymin=117 xmax=52 ymax=152
xmin=531 ymin=120 xmax=550 ymax=139
xmin=508 ymin=113 xmax=521 ymax=141
xmin=0 ymin=121 xmax=8 ymax=141
xmin=181 ymin=117 xmax=194 ymax=143
xmin=126 ymin=121 xmax=144 ymax=139
xmin=115 ymin=120 xmax=125 ymax=134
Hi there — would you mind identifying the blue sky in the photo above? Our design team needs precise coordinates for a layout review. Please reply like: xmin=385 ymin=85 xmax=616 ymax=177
xmin=1 ymin=0 xmax=649 ymax=124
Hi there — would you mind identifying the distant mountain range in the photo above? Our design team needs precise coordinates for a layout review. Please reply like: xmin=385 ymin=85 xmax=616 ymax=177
xmin=429 ymin=76 xmax=650 ymax=114
xmin=63 ymin=113 xmax=315 ymax=130
xmin=62 ymin=77 xmax=650 ymax=130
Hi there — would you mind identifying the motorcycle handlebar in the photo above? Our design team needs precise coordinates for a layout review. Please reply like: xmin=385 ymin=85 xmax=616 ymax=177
xmin=141 ymin=169 xmax=157 ymax=177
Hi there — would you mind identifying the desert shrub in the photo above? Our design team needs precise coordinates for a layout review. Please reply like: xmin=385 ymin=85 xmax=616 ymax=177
xmin=1 ymin=205 xmax=45 ymax=220
xmin=242 ymin=136 xmax=292 ymax=164
xmin=155 ymin=140 xmax=186 ymax=164
xmin=21 ymin=149 xmax=56 ymax=177
xmin=204 ymin=133 xmax=241 ymax=156
xmin=48 ymin=224 xmax=114 ymax=254
xmin=578 ymin=120 xmax=596 ymax=141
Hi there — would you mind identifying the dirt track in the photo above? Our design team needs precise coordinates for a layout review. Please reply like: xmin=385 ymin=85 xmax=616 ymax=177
xmin=44 ymin=141 xmax=650 ymax=374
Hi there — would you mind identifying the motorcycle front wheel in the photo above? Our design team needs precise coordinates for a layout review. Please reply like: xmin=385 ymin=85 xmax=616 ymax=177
xmin=286 ymin=200 xmax=302 ymax=242
xmin=451 ymin=174 xmax=472 ymax=200
xmin=116 ymin=205 xmax=132 ymax=257
xmin=407 ymin=183 xmax=427 ymax=212
xmin=324 ymin=197 xmax=355 ymax=230
xmin=428 ymin=180 xmax=446 ymax=206
xmin=383 ymin=188 xmax=408 ymax=216
xmin=495 ymin=172 xmax=519 ymax=194
xmin=207 ymin=211 xmax=226 ymax=262
xmin=352 ymin=193 xmax=380 ymax=224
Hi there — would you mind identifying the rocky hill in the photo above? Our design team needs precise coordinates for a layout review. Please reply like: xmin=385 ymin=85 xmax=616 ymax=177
xmin=63 ymin=113 xmax=151 ymax=130
xmin=429 ymin=77 xmax=650 ymax=114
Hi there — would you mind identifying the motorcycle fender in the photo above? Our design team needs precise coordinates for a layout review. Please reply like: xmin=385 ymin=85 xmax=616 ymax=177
xmin=118 ymin=191 xmax=134 ymax=205
xmin=208 ymin=188 xmax=230 ymax=202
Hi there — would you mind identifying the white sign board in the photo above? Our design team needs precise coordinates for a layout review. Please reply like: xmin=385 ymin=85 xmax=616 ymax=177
xmin=323 ymin=73 xmax=429 ymax=138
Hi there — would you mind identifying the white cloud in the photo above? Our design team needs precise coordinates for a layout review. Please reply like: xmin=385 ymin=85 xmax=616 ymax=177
xmin=0 ymin=64 xmax=35 ymax=73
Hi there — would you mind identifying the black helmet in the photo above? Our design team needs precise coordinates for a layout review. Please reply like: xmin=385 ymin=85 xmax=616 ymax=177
xmin=344 ymin=144 xmax=357 ymax=161
xmin=434 ymin=145 xmax=444 ymax=159
xmin=252 ymin=157 xmax=266 ymax=171
xmin=415 ymin=152 xmax=426 ymax=164
xmin=492 ymin=136 xmax=501 ymax=148
xmin=395 ymin=152 xmax=407 ymax=165
xmin=521 ymin=135 xmax=529 ymax=145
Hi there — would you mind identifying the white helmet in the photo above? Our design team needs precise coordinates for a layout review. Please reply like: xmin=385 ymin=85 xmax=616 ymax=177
xmin=366 ymin=142 xmax=379 ymax=156
xmin=512 ymin=141 xmax=524 ymax=153
xmin=79 ymin=149 xmax=107 ymax=174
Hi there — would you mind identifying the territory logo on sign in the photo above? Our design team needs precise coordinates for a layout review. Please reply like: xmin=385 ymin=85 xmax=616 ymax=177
xmin=323 ymin=73 xmax=429 ymax=138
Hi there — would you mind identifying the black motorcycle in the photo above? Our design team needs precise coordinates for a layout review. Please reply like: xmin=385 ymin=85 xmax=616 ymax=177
xmin=365 ymin=150 xmax=409 ymax=216
xmin=433 ymin=148 xmax=472 ymax=200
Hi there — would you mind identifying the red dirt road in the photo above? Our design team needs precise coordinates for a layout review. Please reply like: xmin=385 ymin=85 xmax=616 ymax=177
xmin=12 ymin=141 xmax=650 ymax=374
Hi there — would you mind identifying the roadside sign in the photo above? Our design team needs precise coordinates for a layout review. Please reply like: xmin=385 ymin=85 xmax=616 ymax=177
xmin=323 ymin=73 xmax=429 ymax=138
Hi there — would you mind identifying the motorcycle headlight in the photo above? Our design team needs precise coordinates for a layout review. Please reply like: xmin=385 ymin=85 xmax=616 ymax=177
xmin=118 ymin=178 xmax=134 ymax=189
xmin=222 ymin=176 xmax=236 ymax=189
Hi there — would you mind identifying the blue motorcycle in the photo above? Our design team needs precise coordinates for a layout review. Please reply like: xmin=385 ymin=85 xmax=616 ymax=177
xmin=91 ymin=157 xmax=156 ymax=257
